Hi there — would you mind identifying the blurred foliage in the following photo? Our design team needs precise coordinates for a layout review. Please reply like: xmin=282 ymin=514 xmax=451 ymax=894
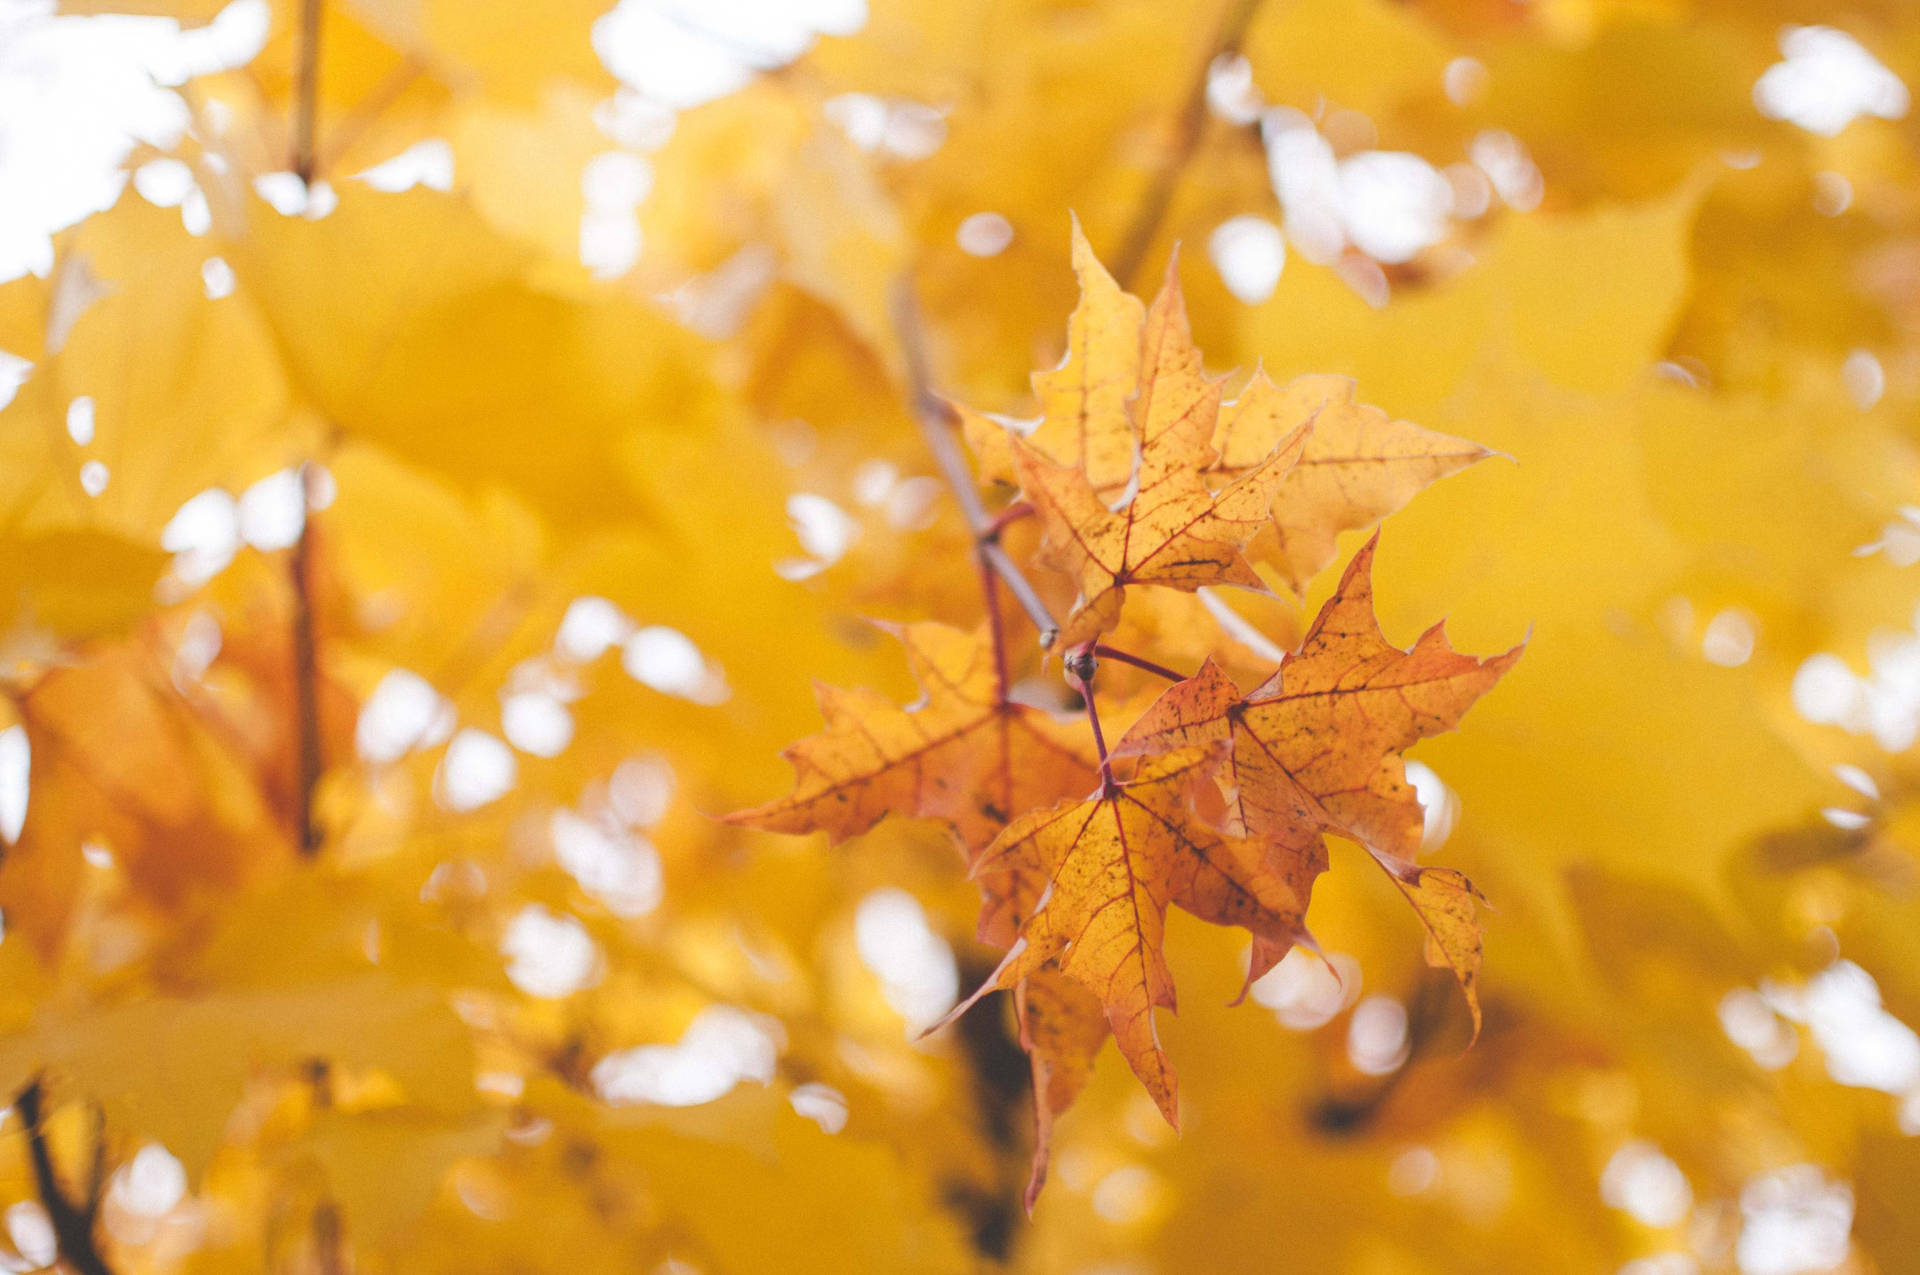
xmin=2 ymin=0 xmax=1920 ymax=1272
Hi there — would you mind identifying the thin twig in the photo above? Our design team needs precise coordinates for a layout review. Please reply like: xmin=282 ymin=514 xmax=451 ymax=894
xmin=1065 ymin=652 xmax=1114 ymax=793
xmin=1092 ymin=644 xmax=1186 ymax=684
xmin=290 ymin=0 xmax=325 ymax=183
xmin=1108 ymin=0 xmax=1266 ymax=289
xmin=978 ymin=551 xmax=1009 ymax=703
xmin=15 ymin=1079 xmax=117 ymax=1275
xmin=289 ymin=463 xmax=323 ymax=856
xmin=891 ymin=278 xmax=1060 ymax=648
xmin=980 ymin=501 xmax=1034 ymax=543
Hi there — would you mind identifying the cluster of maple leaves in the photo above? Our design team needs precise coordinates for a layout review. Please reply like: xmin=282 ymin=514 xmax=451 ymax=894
xmin=732 ymin=225 xmax=1520 ymax=1204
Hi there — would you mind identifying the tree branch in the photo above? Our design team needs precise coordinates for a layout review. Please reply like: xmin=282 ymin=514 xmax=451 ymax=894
xmin=1091 ymin=644 xmax=1186 ymax=683
xmin=891 ymin=277 xmax=1060 ymax=648
xmin=15 ymin=1079 xmax=117 ymax=1275
xmin=289 ymin=462 xmax=323 ymax=856
xmin=290 ymin=0 xmax=325 ymax=183
xmin=1109 ymin=0 xmax=1266 ymax=289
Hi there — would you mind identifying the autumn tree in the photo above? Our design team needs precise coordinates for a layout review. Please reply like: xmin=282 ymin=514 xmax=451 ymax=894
xmin=0 ymin=1 xmax=1918 ymax=1274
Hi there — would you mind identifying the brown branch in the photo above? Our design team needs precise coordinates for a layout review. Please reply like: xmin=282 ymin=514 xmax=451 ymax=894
xmin=891 ymin=277 xmax=1060 ymax=649
xmin=1064 ymin=648 xmax=1114 ymax=793
xmin=1108 ymin=0 xmax=1267 ymax=289
xmin=290 ymin=0 xmax=325 ymax=183
xmin=289 ymin=463 xmax=323 ymax=856
xmin=14 ymin=1079 xmax=116 ymax=1275
xmin=1091 ymin=644 xmax=1186 ymax=683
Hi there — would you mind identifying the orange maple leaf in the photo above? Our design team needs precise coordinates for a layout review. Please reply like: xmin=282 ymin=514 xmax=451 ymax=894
xmin=1013 ymin=972 xmax=1107 ymax=1213
xmin=725 ymin=622 xmax=1098 ymax=856
xmin=1209 ymin=372 xmax=1493 ymax=594
xmin=1116 ymin=535 xmax=1522 ymax=1030
xmin=949 ymin=748 xmax=1311 ymax=1127
xmin=1014 ymin=261 xmax=1300 ymax=649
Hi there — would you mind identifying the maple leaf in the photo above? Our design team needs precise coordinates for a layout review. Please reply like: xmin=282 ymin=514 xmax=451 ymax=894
xmin=1117 ymin=535 xmax=1521 ymax=1028
xmin=950 ymin=748 xmax=1311 ymax=1125
xmin=1014 ymin=972 xmax=1107 ymax=1212
xmin=1014 ymin=259 xmax=1301 ymax=649
xmin=1209 ymin=372 xmax=1493 ymax=593
xmin=1025 ymin=218 xmax=1146 ymax=492
xmin=725 ymin=622 xmax=1098 ymax=856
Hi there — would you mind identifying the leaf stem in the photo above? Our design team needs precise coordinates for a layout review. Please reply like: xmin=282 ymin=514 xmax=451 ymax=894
xmin=290 ymin=0 xmax=325 ymax=183
xmin=980 ymin=500 xmax=1034 ymax=542
xmin=978 ymin=547 xmax=1009 ymax=703
xmin=290 ymin=462 xmax=323 ymax=856
xmin=1091 ymin=644 xmax=1186 ymax=683
xmin=1066 ymin=650 xmax=1114 ymax=792
xmin=15 ymin=1079 xmax=117 ymax=1275
xmin=892 ymin=277 xmax=1060 ymax=648
xmin=1109 ymin=0 xmax=1266 ymax=289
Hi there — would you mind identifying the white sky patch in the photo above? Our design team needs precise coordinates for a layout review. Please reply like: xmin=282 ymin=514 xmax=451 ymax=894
xmin=201 ymin=255 xmax=235 ymax=299
xmin=1261 ymin=108 xmax=1475 ymax=273
xmin=4 ymin=1200 xmax=55 ymax=1269
xmin=0 ymin=724 xmax=28 ymax=844
xmin=0 ymin=351 xmax=30 ymax=411
xmin=595 ymin=0 xmax=865 ymax=110
xmin=1347 ymin=995 xmax=1410 ymax=1075
xmin=1764 ymin=960 xmax=1920 ymax=1095
xmin=555 ymin=595 xmax=635 ymax=664
xmin=132 ymin=156 xmax=194 ymax=207
xmin=1206 ymin=52 xmax=1263 ymax=124
xmin=1789 ymin=610 xmax=1920 ymax=751
xmin=160 ymin=489 xmax=241 ymax=585
xmin=65 ymin=394 xmax=94 ymax=445
xmin=622 ymin=625 xmax=728 ymax=704
xmin=956 ymin=210 xmax=1014 ymax=257
xmin=594 ymin=1005 xmax=782 ymax=1105
xmin=109 ymin=1144 xmax=186 ymax=1218
xmin=435 ymin=728 xmax=518 ymax=812
xmin=1755 ymin=26 xmax=1908 ymax=137
xmin=551 ymin=807 xmax=664 ymax=918
xmin=1720 ymin=987 xmax=1800 ymax=1070
xmin=580 ymin=149 xmax=651 ymax=279
xmin=1855 ymin=505 xmax=1920 ymax=566
xmin=1249 ymin=946 xmax=1359 ymax=1030
xmin=355 ymin=138 xmax=455 ymax=193
xmin=1469 ymin=129 xmax=1543 ymax=212
xmin=854 ymin=888 xmax=958 ymax=1035
xmin=1735 ymin=1165 xmax=1852 ymax=1275
xmin=609 ymin=754 xmax=676 ymax=827
xmin=1337 ymin=151 xmax=1454 ymax=265
xmin=1092 ymin=1164 xmax=1161 ymax=1225
xmin=1443 ymin=56 xmax=1488 ymax=107
xmin=824 ymin=92 xmax=945 ymax=160
xmin=1813 ymin=170 xmax=1852 ymax=217
xmin=79 ymin=459 xmax=109 ymax=496
xmin=1209 ymin=215 xmax=1286 ymax=304
xmin=355 ymin=669 xmax=456 ymax=764
xmin=1701 ymin=608 xmax=1757 ymax=667
xmin=501 ymin=903 xmax=599 ymax=998
xmin=1404 ymin=759 xmax=1459 ymax=853
xmin=1600 ymin=1140 xmax=1693 ymax=1228
xmin=253 ymin=171 xmax=337 ymax=218
xmin=1388 ymin=1145 xmax=1439 ymax=1196
xmin=1841 ymin=349 xmax=1884 ymax=411
xmin=502 ymin=690 xmax=574 ymax=758
xmin=1263 ymin=110 xmax=1345 ymax=265
xmin=236 ymin=467 xmax=306 ymax=551
xmin=0 ymin=0 xmax=265 ymax=282
xmin=788 ymin=1081 xmax=848 ymax=1134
